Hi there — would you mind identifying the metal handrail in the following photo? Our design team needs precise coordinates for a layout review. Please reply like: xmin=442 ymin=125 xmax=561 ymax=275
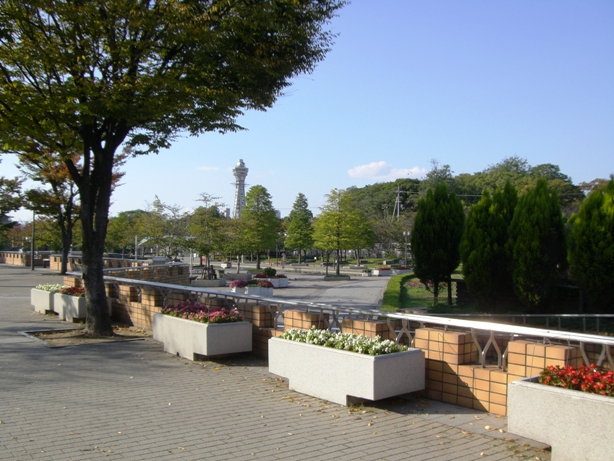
xmin=99 ymin=275 xmax=614 ymax=370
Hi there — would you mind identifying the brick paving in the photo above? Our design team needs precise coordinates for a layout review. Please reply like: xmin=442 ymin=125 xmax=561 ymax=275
xmin=0 ymin=265 xmax=550 ymax=460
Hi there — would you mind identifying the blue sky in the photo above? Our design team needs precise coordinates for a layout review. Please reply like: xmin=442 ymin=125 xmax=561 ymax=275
xmin=4 ymin=0 xmax=613 ymax=221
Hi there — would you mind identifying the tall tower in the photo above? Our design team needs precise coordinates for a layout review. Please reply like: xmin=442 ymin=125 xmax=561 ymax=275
xmin=232 ymin=159 xmax=249 ymax=218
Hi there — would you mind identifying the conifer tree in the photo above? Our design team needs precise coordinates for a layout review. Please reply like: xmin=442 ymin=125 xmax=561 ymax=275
xmin=568 ymin=176 xmax=614 ymax=311
xmin=411 ymin=183 xmax=464 ymax=305
xmin=460 ymin=182 xmax=517 ymax=309
xmin=285 ymin=193 xmax=314 ymax=263
xmin=507 ymin=179 xmax=567 ymax=309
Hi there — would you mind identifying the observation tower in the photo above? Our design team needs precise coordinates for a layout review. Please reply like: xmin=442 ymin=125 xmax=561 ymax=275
xmin=232 ymin=159 xmax=249 ymax=218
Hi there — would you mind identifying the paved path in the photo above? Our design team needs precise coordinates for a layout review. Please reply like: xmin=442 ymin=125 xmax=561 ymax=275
xmin=0 ymin=265 xmax=550 ymax=460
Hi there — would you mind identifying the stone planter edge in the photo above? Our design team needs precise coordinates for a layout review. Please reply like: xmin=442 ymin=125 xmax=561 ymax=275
xmin=508 ymin=376 xmax=614 ymax=461
xmin=31 ymin=288 xmax=54 ymax=313
xmin=153 ymin=313 xmax=252 ymax=360
xmin=268 ymin=337 xmax=425 ymax=406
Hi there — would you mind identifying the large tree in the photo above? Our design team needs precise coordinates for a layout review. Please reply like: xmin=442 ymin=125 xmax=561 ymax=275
xmin=568 ymin=176 xmax=614 ymax=312
xmin=411 ymin=183 xmax=465 ymax=305
xmin=284 ymin=193 xmax=314 ymax=263
xmin=241 ymin=185 xmax=278 ymax=269
xmin=312 ymin=188 xmax=358 ymax=275
xmin=460 ymin=182 xmax=517 ymax=310
xmin=188 ymin=193 xmax=226 ymax=265
xmin=0 ymin=160 xmax=22 ymax=246
xmin=0 ymin=0 xmax=342 ymax=334
xmin=507 ymin=179 xmax=567 ymax=310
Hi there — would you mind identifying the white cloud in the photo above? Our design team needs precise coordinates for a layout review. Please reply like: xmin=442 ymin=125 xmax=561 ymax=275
xmin=348 ymin=161 xmax=427 ymax=181
xmin=198 ymin=165 xmax=220 ymax=171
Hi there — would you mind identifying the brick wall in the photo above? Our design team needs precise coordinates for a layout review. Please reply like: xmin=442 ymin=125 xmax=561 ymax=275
xmin=414 ymin=328 xmax=594 ymax=416
xmin=283 ymin=309 xmax=329 ymax=331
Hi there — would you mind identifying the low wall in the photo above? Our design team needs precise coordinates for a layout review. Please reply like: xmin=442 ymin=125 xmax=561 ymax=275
xmin=57 ymin=278 xmax=607 ymax=416
xmin=0 ymin=251 xmax=44 ymax=267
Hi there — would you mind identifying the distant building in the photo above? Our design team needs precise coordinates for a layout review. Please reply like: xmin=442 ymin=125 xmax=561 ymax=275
xmin=232 ymin=159 xmax=248 ymax=219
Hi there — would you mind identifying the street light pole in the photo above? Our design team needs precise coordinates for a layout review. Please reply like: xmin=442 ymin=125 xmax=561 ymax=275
xmin=403 ymin=231 xmax=410 ymax=266
xmin=31 ymin=209 xmax=35 ymax=271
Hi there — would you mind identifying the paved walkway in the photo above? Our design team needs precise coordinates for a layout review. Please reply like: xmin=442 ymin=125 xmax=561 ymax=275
xmin=0 ymin=265 xmax=550 ymax=460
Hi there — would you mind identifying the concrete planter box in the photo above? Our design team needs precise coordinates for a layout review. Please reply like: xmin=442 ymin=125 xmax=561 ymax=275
xmin=392 ymin=269 xmax=412 ymax=275
xmin=31 ymin=288 xmax=55 ymax=313
xmin=153 ymin=313 xmax=252 ymax=360
xmin=231 ymin=286 xmax=274 ymax=297
xmin=220 ymin=262 xmax=232 ymax=269
xmin=268 ymin=337 xmax=425 ymax=406
xmin=372 ymin=269 xmax=392 ymax=276
xmin=361 ymin=272 xmax=372 ymax=277
xmin=54 ymin=293 xmax=86 ymax=322
xmin=508 ymin=376 xmax=614 ymax=461
xmin=255 ymin=277 xmax=288 ymax=288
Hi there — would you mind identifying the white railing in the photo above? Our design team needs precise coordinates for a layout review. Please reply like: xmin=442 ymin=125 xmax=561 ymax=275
xmin=100 ymin=275 xmax=614 ymax=371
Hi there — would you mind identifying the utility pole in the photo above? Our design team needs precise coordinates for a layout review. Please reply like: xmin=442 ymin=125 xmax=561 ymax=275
xmin=403 ymin=231 xmax=410 ymax=265
xmin=392 ymin=186 xmax=407 ymax=221
xmin=30 ymin=209 xmax=35 ymax=271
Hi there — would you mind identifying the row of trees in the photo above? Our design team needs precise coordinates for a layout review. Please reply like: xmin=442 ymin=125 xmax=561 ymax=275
xmin=411 ymin=177 xmax=614 ymax=313
xmin=103 ymin=186 xmax=375 ymax=277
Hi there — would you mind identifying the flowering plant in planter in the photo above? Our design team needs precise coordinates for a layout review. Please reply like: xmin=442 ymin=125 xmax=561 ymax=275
xmin=59 ymin=286 xmax=85 ymax=297
xmin=397 ymin=266 xmax=410 ymax=270
xmin=377 ymin=267 xmax=391 ymax=270
xmin=35 ymin=284 xmax=63 ymax=293
xmin=362 ymin=268 xmax=372 ymax=273
xmin=538 ymin=364 xmax=614 ymax=397
xmin=161 ymin=299 xmax=244 ymax=324
xmin=263 ymin=267 xmax=277 ymax=277
xmin=275 ymin=274 xmax=287 ymax=278
xmin=257 ymin=280 xmax=273 ymax=288
xmin=280 ymin=327 xmax=408 ymax=356
xmin=229 ymin=279 xmax=248 ymax=288
xmin=253 ymin=273 xmax=267 ymax=278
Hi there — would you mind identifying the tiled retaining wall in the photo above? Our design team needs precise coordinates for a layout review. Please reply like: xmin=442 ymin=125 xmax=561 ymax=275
xmin=55 ymin=281 xmax=608 ymax=415
xmin=0 ymin=251 xmax=44 ymax=267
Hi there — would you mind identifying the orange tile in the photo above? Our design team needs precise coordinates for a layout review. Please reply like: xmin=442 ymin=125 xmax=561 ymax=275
xmin=427 ymin=379 xmax=443 ymax=392
xmin=427 ymin=359 xmax=444 ymax=371
xmin=442 ymin=373 xmax=459 ymax=384
xmin=428 ymin=370 xmax=443 ymax=382
xmin=458 ymin=365 xmax=475 ymax=378
xmin=490 ymin=392 xmax=507 ymax=406
xmin=443 ymin=353 xmax=461 ymax=365
xmin=507 ymin=340 xmax=529 ymax=354
xmin=457 ymin=386 xmax=474 ymax=399
xmin=489 ymin=403 xmax=506 ymax=416
xmin=474 ymin=368 xmax=491 ymax=381
xmin=442 ymin=393 xmax=457 ymax=405
xmin=507 ymin=364 xmax=525 ymax=377
xmin=457 ymin=396 xmax=474 ymax=409
xmin=545 ymin=345 xmax=570 ymax=360
xmin=474 ymin=389 xmax=489 ymax=402
xmin=428 ymin=389 xmax=443 ymax=400
xmin=473 ymin=399 xmax=488 ymax=412
xmin=474 ymin=379 xmax=490 ymax=391
xmin=490 ymin=382 xmax=507 ymax=395
xmin=428 ymin=329 xmax=444 ymax=341
xmin=414 ymin=338 xmax=429 ymax=350
xmin=507 ymin=352 xmax=526 ymax=366
xmin=442 ymin=383 xmax=457 ymax=395
xmin=490 ymin=370 xmax=508 ymax=384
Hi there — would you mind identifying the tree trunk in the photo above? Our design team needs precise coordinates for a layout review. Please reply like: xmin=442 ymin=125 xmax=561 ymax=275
xmin=60 ymin=230 xmax=71 ymax=275
xmin=256 ymin=252 xmax=261 ymax=269
xmin=433 ymin=282 xmax=439 ymax=307
xmin=72 ymin=145 xmax=115 ymax=336
xmin=447 ymin=275 xmax=453 ymax=306
xmin=298 ymin=249 xmax=302 ymax=264
xmin=335 ymin=248 xmax=340 ymax=275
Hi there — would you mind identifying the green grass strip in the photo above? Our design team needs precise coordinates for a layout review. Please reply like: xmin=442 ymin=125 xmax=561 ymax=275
xmin=381 ymin=274 xmax=414 ymax=312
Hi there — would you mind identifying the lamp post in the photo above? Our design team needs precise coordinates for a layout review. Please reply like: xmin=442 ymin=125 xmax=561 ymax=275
xmin=31 ymin=210 xmax=35 ymax=271
xmin=402 ymin=231 xmax=410 ymax=266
